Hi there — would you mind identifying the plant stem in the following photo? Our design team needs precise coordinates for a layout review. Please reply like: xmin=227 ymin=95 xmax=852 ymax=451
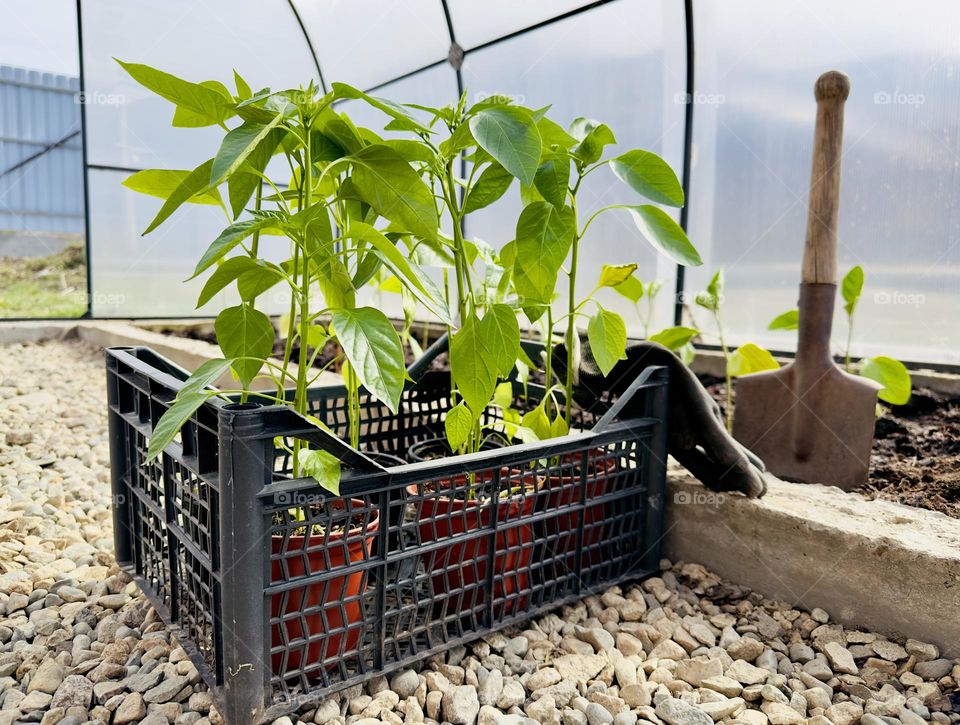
xmin=564 ymin=178 xmax=583 ymax=427
xmin=240 ymin=184 xmax=266 ymax=405
xmin=544 ymin=305 xmax=554 ymax=418
xmin=845 ymin=315 xmax=854 ymax=372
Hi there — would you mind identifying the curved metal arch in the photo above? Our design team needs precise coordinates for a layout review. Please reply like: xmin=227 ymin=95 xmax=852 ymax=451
xmin=285 ymin=0 xmax=328 ymax=93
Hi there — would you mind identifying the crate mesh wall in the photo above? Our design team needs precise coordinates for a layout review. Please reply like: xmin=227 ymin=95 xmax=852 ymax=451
xmin=106 ymin=346 xmax=668 ymax=722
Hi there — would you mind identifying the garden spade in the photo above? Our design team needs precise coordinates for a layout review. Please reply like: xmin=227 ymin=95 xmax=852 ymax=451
xmin=732 ymin=70 xmax=880 ymax=491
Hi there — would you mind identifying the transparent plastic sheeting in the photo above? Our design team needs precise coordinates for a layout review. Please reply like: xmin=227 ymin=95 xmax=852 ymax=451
xmin=87 ymin=168 xmax=291 ymax=318
xmin=445 ymin=0 xmax=596 ymax=51
xmin=290 ymin=0 xmax=450 ymax=92
xmin=18 ymin=0 xmax=956 ymax=366
xmin=685 ymin=0 xmax=960 ymax=365
xmin=80 ymin=0 xmax=319 ymax=170
xmin=461 ymin=0 xmax=687 ymax=336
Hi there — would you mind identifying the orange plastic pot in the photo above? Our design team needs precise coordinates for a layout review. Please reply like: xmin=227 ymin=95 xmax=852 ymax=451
xmin=407 ymin=475 xmax=536 ymax=617
xmin=544 ymin=450 xmax=616 ymax=570
xmin=270 ymin=500 xmax=379 ymax=676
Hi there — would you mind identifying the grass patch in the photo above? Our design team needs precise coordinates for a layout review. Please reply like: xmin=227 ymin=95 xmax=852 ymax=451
xmin=0 ymin=243 xmax=88 ymax=318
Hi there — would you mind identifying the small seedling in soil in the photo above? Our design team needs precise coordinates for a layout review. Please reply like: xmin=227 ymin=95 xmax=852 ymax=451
xmin=695 ymin=268 xmax=779 ymax=430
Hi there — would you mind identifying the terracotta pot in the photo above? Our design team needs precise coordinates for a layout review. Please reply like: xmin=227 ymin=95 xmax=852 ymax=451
xmin=270 ymin=499 xmax=379 ymax=676
xmin=544 ymin=450 xmax=617 ymax=571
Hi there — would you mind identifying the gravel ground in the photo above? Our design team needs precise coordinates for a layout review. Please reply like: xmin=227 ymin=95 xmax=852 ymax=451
xmin=0 ymin=340 xmax=958 ymax=725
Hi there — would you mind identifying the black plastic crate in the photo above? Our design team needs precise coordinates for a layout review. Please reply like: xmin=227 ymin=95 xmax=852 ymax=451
xmin=106 ymin=342 xmax=669 ymax=724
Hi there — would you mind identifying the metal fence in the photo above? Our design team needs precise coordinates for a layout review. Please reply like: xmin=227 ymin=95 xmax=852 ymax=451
xmin=0 ymin=64 xmax=84 ymax=240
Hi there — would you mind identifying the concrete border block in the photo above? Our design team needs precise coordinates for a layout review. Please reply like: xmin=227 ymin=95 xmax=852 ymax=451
xmin=665 ymin=473 xmax=960 ymax=656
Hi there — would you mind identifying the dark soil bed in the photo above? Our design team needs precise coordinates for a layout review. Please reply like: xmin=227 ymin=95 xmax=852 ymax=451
xmin=702 ymin=377 xmax=960 ymax=519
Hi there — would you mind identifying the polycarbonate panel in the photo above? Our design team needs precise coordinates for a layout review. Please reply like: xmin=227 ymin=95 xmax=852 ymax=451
xmin=292 ymin=0 xmax=449 ymax=92
xmin=80 ymin=0 xmax=318 ymax=169
xmin=88 ymin=168 xmax=290 ymax=317
xmin=447 ymin=0 xmax=595 ymax=50
xmin=687 ymin=0 xmax=960 ymax=365
xmin=460 ymin=0 xmax=687 ymax=335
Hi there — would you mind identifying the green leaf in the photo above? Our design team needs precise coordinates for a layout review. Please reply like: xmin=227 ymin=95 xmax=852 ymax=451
xmin=696 ymin=269 xmax=724 ymax=312
xmin=342 ymin=223 xmax=451 ymax=324
xmin=380 ymin=139 xmax=435 ymax=164
xmin=192 ymin=217 xmax=279 ymax=278
xmin=297 ymin=448 xmax=341 ymax=495
xmin=612 ymin=275 xmax=645 ymax=303
xmin=521 ymin=404 xmax=551 ymax=441
xmin=768 ymin=309 xmax=799 ymax=331
xmin=331 ymin=307 xmax=405 ymax=413
xmin=860 ymin=356 xmax=911 ymax=405
xmin=469 ymin=106 xmax=542 ymax=186
xmin=598 ymin=263 xmax=638 ymax=288
xmin=533 ymin=153 xmax=570 ymax=208
xmin=728 ymin=343 xmax=780 ymax=378
xmin=493 ymin=381 xmax=514 ymax=410
xmin=317 ymin=258 xmax=356 ymax=310
xmin=142 ymin=158 xmax=218 ymax=235
xmin=624 ymin=205 xmax=702 ymax=266
xmin=211 ymin=116 xmax=284 ymax=185
xmin=609 ymin=149 xmax=684 ymax=207
xmin=537 ymin=116 xmax=577 ymax=150
xmin=513 ymin=202 xmax=575 ymax=315
xmin=444 ymin=403 xmax=475 ymax=451
xmin=463 ymin=163 xmax=513 ymax=214
xmin=147 ymin=391 xmax=210 ymax=460
xmin=122 ymin=169 xmax=222 ymax=206
xmin=237 ymin=263 xmax=283 ymax=301
xmin=332 ymin=82 xmax=432 ymax=134
xmin=305 ymin=324 xmax=328 ymax=350
xmin=677 ymin=343 xmax=696 ymax=366
xmin=196 ymin=256 xmax=258 ymax=308
xmin=227 ymin=127 xmax=285 ymax=219
xmin=450 ymin=313 xmax=499 ymax=415
xmin=649 ymin=326 xmax=699 ymax=351
xmin=482 ymin=304 xmax=521 ymax=378
xmin=116 ymin=60 xmax=232 ymax=125
xmin=233 ymin=70 xmax=252 ymax=100
xmin=587 ymin=309 xmax=627 ymax=376
xmin=347 ymin=144 xmax=439 ymax=241
xmin=214 ymin=304 xmax=275 ymax=388
xmin=550 ymin=413 xmax=569 ymax=438
xmin=171 ymin=81 xmax=232 ymax=127
xmin=842 ymin=265 xmax=864 ymax=317
xmin=569 ymin=118 xmax=616 ymax=165
xmin=179 ymin=358 xmax=235 ymax=396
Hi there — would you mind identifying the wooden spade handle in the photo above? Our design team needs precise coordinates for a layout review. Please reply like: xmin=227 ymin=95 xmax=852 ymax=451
xmin=802 ymin=71 xmax=850 ymax=284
